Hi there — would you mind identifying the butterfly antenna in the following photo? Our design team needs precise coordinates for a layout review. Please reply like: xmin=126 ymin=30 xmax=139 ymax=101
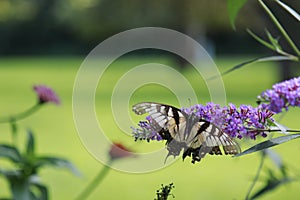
xmin=188 ymin=98 xmax=192 ymax=107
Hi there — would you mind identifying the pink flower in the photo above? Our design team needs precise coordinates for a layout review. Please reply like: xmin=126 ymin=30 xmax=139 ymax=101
xmin=108 ymin=142 xmax=133 ymax=160
xmin=33 ymin=85 xmax=60 ymax=105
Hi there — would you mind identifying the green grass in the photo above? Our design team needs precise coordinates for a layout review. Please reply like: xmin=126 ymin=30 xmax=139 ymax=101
xmin=0 ymin=56 xmax=300 ymax=200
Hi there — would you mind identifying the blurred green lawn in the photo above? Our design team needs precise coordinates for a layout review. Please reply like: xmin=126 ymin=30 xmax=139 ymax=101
xmin=0 ymin=56 xmax=300 ymax=200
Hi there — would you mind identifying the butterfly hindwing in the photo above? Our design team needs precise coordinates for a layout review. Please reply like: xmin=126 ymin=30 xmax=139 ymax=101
xmin=188 ymin=121 xmax=241 ymax=161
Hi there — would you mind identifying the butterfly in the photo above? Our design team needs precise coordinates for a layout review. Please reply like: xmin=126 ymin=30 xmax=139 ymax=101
xmin=132 ymin=102 xmax=241 ymax=163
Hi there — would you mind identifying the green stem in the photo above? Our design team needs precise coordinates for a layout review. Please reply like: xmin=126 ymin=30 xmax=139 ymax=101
xmin=75 ymin=160 xmax=113 ymax=200
xmin=258 ymin=0 xmax=300 ymax=56
xmin=246 ymin=128 xmax=300 ymax=133
xmin=245 ymin=151 xmax=266 ymax=200
xmin=0 ymin=103 xmax=41 ymax=124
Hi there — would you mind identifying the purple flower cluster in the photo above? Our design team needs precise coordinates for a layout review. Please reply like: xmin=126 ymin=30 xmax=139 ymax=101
xmin=258 ymin=77 xmax=300 ymax=113
xmin=132 ymin=103 xmax=274 ymax=141
xmin=131 ymin=116 xmax=163 ymax=142
xmin=184 ymin=103 xmax=274 ymax=139
xmin=33 ymin=85 xmax=60 ymax=105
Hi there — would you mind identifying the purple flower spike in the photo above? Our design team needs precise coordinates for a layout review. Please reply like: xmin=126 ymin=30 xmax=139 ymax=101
xmin=33 ymin=85 xmax=60 ymax=105
xmin=132 ymin=102 xmax=275 ymax=141
xmin=258 ymin=77 xmax=300 ymax=113
xmin=131 ymin=117 xmax=163 ymax=142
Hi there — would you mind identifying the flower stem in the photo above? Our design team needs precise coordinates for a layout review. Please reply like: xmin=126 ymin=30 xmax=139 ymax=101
xmin=75 ymin=160 xmax=113 ymax=200
xmin=0 ymin=103 xmax=41 ymax=124
xmin=258 ymin=0 xmax=300 ymax=56
xmin=245 ymin=151 xmax=266 ymax=200
xmin=246 ymin=128 xmax=300 ymax=133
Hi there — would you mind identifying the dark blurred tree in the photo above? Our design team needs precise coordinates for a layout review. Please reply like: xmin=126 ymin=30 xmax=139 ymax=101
xmin=0 ymin=0 xmax=298 ymax=60
xmin=0 ymin=0 xmax=86 ymax=54
xmin=55 ymin=0 xmax=268 ymax=69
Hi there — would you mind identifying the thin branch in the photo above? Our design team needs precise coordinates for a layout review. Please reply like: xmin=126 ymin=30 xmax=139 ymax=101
xmin=75 ymin=160 xmax=113 ymax=200
xmin=0 ymin=103 xmax=41 ymax=124
xmin=246 ymin=128 xmax=300 ymax=133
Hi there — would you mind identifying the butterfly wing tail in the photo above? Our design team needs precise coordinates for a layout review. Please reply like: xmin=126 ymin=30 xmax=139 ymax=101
xmin=223 ymin=141 xmax=241 ymax=155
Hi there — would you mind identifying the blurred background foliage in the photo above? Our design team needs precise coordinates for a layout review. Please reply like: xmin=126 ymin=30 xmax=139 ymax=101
xmin=0 ymin=0 xmax=298 ymax=56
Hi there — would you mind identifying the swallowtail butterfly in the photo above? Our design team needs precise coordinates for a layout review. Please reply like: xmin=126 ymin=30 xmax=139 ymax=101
xmin=132 ymin=102 xmax=241 ymax=163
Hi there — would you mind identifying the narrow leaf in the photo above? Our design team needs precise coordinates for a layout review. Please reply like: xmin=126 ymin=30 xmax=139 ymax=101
xmin=29 ymin=192 xmax=39 ymax=200
xmin=26 ymin=130 xmax=35 ymax=157
xmin=272 ymin=121 xmax=287 ymax=134
xmin=265 ymin=29 xmax=282 ymax=51
xmin=250 ymin=177 xmax=295 ymax=199
xmin=36 ymin=156 xmax=81 ymax=176
xmin=0 ymin=169 xmax=22 ymax=178
xmin=265 ymin=149 xmax=283 ymax=169
xmin=9 ymin=178 xmax=31 ymax=200
xmin=0 ymin=144 xmax=22 ymax=163
xmin=207 ymin=57 xmax=259 ymax=80
xmin=31 ymin=183 xmax=48 ymax=200
xmin=248 ymin=29 xmax=299 ymax=59
xmin=210 ymin=55 xmax=297 ymax=80
xmin=275 ymin=0 xmax=300 ymax=21
xmin=236 ymin=133 xmax=300 ymax=157
xmin=247 ymin=29 xmax=275 ymax=50
xmin=257 ymin=55 xmax=296 ymax=62
xmin=227 ymin=0 xmax=248 ymax=29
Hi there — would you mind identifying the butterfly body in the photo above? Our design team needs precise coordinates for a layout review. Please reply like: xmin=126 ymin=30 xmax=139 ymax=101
xmin=133 ymin=102 xmax=241 ymax=163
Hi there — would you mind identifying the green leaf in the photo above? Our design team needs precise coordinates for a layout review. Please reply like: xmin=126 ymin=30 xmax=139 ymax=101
xmin=0 ymin=169 xmax=22 ymax=178
xmin=250 ymin=177 xmax=295 ymax=199
xmin=212 ymin=55 xmax=297 ymax=79
xmin=0 ymin=144 xmax=22 ymax=163
xmin=26 ymin=130 xmax=35 ymax=157
xmin=265 ymin=149 xmax=283 ymax=169
xmin=247 ymin=29 xmax=299 ymax=59
xmin=207 ymin=57 xmax=259 ymax=80
xmin=9 ymin=177 xmax=31 ymax=200
xmin=265 ymin=29 xmax=282 ymax=51
xmin=227 ymin=0 xmax=248 ymax=29
xmin=30 ymin=183 xmax=48 ymax=200
xmin=275 ymin=0 xmax=300 ymax=21
xmin=247 ymin=29 xmax=275 ymax=50
xmin=35 ymin=156 xmax=81 ymax=176
xmin=272 ymin=121 xmax=287 ymax=133
xmin=256 ymin=55 xmax=297 ymax=62
xmin=236 ymin=134 xmax=300 ymax=157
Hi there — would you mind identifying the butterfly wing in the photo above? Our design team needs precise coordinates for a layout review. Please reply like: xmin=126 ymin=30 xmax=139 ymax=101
xmin=184 ymin=120 xmax=241 ymax=163
xmin=132 ymin=102 xmax=187 ymax=142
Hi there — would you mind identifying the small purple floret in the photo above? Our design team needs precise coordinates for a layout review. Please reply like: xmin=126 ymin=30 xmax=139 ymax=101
xmin=33 ymin=85 xmax=60 ymax=105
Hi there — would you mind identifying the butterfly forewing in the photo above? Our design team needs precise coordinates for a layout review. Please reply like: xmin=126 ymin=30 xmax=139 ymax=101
xmin=132 ymin=102 xmax=186 ymax=139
